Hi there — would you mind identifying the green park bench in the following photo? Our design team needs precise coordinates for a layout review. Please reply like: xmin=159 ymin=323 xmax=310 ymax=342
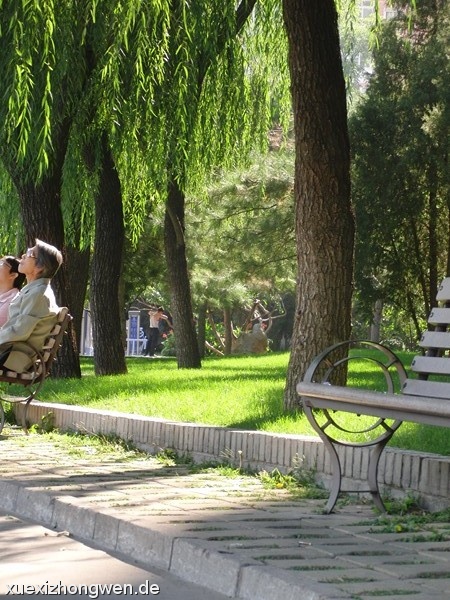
xmin=0 ymin=307 xmax=72 ymax=435
xmin=297 ymin=278 xmax=450 ymax=513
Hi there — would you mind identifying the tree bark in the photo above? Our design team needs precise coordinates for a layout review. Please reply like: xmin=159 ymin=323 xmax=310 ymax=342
xmin=197 ymin=302 xmax=207 ymax=359
xmin=223 ymin=306 xmax=233 ymax=355
xmin=15 ymin=177 xmax=81 ymax=378
xmin=90 ymin=136 xmax=127 ymax=375
xmin=164 ymin=179 xmax=201 ymax=369
xmin=66 ymin=245 xmax=90 ymax=353
xmin=370 ymin=299 xmax=383 ymax=342
xmin=282 ymin=0 xmax=355 ymax=410
xmin=427 ymin=161 xmax=438 ymax=313
xmin=4 ymin=120 xmax=81 ymax=378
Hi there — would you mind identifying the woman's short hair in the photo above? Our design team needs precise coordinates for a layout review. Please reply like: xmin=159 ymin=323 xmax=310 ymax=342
xmin=34 ymin=239 xmax=63 ymax=279
xmin=3 ymin=256 xmax=26 ymax=289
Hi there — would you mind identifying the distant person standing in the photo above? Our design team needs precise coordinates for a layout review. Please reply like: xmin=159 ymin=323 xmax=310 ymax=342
xmin=144 ymin=307 xmax=169 ymax=357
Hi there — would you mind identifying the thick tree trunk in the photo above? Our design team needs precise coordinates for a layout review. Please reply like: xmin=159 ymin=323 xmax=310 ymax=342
xmin=15 ymin=177 xmax=81 ymax=378
xmin=164 ymin=179 xmax=201 ymax=369
xmin=90 ymin=136 xmax=127 ymax=375
xmin=282 ymin=0 xmax=355 ymax=410
xmin=4 ymin=121 xmax=81 ymax=378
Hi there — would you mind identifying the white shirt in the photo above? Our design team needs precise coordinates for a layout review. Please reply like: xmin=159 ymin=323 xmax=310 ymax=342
xmin=0 ymin=288 xmax=19 ymax=327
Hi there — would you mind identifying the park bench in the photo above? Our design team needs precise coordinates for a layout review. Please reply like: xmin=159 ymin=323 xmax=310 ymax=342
xmin=296 ymin=278 xmax=450 ymax=513
xmin=0 ymin=307 xmax=72 ymax=435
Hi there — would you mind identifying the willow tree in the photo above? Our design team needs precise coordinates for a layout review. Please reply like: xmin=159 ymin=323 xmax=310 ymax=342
xmin=63 ymin=4 xmax=171 ymax=375
xmin=135 ymin=0 xmax=290 ymax=368
xmin=0 ymin=0 xmax=89 ymax=377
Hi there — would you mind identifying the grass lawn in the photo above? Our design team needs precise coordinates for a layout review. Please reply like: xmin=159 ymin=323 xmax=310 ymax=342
xmin=25 ymin=351 xmax=450 ymax=457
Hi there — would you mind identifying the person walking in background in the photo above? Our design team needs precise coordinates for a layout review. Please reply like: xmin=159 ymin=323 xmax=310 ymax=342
xmin=0 ymin=256 xmax=26 ymax=326
xmin=144 ymin=306 xmax=170 ymax=357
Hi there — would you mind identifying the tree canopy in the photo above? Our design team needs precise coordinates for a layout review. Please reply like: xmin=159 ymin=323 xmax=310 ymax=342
xmin=350 ymin=0 xmax=450 ymax=338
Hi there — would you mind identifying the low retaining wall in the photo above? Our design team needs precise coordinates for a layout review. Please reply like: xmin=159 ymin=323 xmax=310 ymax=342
xmin=16 ymin=402 xmax=450 ymax=511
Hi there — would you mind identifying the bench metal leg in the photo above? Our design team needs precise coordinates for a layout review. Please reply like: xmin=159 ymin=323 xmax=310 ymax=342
xmin=321 ymin=434 xmax=342 ymax=514
xmin=20 ymin=398 xmax=33 ymax=435
xmin=318 ymin=431 xmax=391 ymax=513
xmin=318 ymin=430 xmax=389 ymax=514
xmin=368 ymin=442 xmax=390 ymax=512
xmin=0 ymin=396 xmax=33 ymax=436
xmin=304 ymin=402 xmax=344 ymax=513
xmin=304 ymin=400 xmax=398 ymax=513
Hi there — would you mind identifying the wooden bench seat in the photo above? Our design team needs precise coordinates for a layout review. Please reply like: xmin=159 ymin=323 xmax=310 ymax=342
xmin=297 ymin=382 xmax=450 ymax=428
xmin=0 ymin=307 xmax=72 ymax=435
xmin=297 ymin=277 xmax=450 ymax=513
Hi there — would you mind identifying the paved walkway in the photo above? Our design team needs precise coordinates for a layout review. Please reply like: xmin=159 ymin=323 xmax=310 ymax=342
xmin=1 ymin=425 xmax=449 ymax=600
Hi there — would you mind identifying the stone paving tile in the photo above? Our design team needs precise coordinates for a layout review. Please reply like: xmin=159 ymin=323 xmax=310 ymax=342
xmin=373 ymin=562 xmax=450 ymax=579
xmin=336 ymin=579 xmax=438 ymax=597
xmin=314 ymin=567 xmax=391 ymax=584
xmin=286 ymin=559 xmax=349 ymax=573
xmin=391 ymin=539 xmax=450 ymax=553
xmin=311 ymin=543 xmax=388 ymax=560
xmin=340 ymin=553 xmax=434 ymax=569
xmin=413 ymin=577 xmax=450 ymax=594
xmin=222 ymin=546 xmax=328 ymax=562
xmin=357 ymin=595 xmax=449 ymax=600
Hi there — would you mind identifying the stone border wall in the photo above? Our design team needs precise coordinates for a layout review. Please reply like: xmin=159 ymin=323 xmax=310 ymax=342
xmin=16 ymin=402 xmax=450 ymax=511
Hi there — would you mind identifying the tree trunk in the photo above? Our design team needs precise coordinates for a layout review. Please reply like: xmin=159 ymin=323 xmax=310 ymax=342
xmin=427 ymin=160 xmax=438 ymax=313
xmin=446 ymin=200 xmax=450 ymax=278
xmin=370 ymin=299 xmax=383 ymax=342
xmin=90 ymin=136 xmax=127 ymax=375
xmin=197 ymin=302 xmax=207 ymax=359
xmin=223 ymin=306 xmax=233 ymax=355
xmin=282 ymin=0 xmax=355 ymax=410
xmin=164 ymin=179 xmax=201 ymax=369
xmin=66 ymin=245 xmax=90 ymax=353
xmin=5 ymin=122 xmax=81 ymax=378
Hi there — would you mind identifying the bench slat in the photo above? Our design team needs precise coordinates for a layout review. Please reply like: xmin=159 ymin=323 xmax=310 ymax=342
xmin=402 ymin=378 xmax=450 ymax=399
xmin=436 ymin=278 xmax=450 ymax=302
xmin=419 ymin=331 xmax=450 ymax=349
xmin=410 ymin=355 xmax=450 ymax=375
xmin=428 ymin=307 xmax=450 ymax=325
xmin=297 ymin=382 xmax=450 ymax=428
xmin=43 ymin=338 xmax=56 ymax=350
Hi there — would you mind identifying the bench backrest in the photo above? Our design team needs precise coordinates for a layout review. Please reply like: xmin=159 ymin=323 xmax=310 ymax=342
xmin=40 ymin=307 xmax=72 ymax=377
xmin=0 ymin=307 xmax=71 ymax=383
xmin=403 ymin=278 xmax=450 ymax=399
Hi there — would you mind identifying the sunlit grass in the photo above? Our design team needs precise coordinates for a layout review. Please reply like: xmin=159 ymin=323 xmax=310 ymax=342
xmin=33 ymin=351 xmax=450 ymax=456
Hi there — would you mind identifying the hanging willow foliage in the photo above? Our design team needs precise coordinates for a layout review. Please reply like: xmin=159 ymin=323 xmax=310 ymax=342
xmin=0 ymin=0 xmax=290 ymax=245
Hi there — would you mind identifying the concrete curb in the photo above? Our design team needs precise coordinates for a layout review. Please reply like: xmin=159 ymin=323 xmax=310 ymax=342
xmin=0 ymin=478 xmax=348 ymax=600
xmin=17 ymin=401 xmax=450 ymax=511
